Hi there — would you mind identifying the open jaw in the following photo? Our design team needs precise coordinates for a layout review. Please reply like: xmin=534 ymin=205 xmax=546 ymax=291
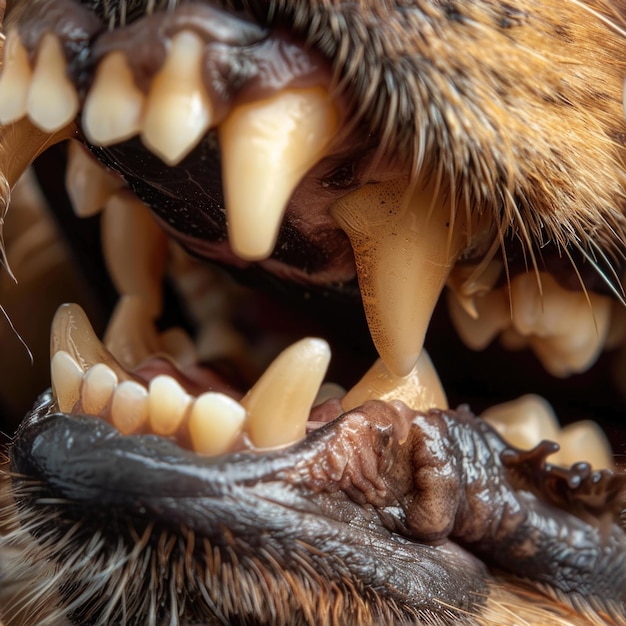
xmin=1 ymin=0 xmax=626 ymax=625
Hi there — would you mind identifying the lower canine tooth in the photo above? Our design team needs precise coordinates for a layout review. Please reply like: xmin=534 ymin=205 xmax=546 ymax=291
xmin=242 ymin=338 xmax=331 ymax=448
xmin=342 ymin=351 xmax=448 ymax=413
xmin=81 ymin=363 xmax=118 ymax=415
xmin=0 ymin=30 xmax=33 ymax=125
xmin=51 ymin=350 xmax=83 ymax=412
xmin=188 ymin=392 xmax=247 ymax=455
xmin=141 ymin=31 xmax=212 ymax=166
xmin=83 ymin=51 xmax=145 ymax=146
xmin=26 ymin=34 xmax=79 ymax=132
xmin=148 ymin=375 xmax=191 ymax=436
xmin=220 ymin=87 xmax=338 ymax=261
xmin=331 ymin=177 xmax=469 ymax=377
xmin=111 ymin=381 xmax=149 ymax=435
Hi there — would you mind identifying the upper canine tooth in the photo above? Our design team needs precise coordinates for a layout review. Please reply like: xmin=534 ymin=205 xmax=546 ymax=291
xmin=331 ymin=177 xmax=468 ymax=377
xmin=83 ymin=51 xmax=145 ymax=146
xmin=0 ymin=30 xmax=33 ymax=125
xmin=66 ymin=141 xmax=124 ymax=217
xmin=342 ymin=351 xmax=448 ymax=413
xmin=141 ymin=31 xmax=212 ymax=166
xmin=242 ymin=337 xmax=331 ymax=448
xmin=26 ymin=34 xmax=79 ymax=132
xmin=220 ymin=87 xmax=339 ymax=261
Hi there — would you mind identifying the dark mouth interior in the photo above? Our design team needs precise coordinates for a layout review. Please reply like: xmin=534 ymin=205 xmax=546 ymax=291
xmin=1 ymin=1 xmax=626 ymax=625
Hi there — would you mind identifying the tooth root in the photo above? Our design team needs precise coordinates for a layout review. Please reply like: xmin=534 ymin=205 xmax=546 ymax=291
xmin=342 ymin=351 xmax=448 ymax=413
xmin=102 ymin=190 xmax=168 ymax=318
xmin=141 ymin=31 xmax=212 ymax=166
xmin=81 ymin=363 xmax=118 ymax=415
xmin=111 ymin=380 xmax=149 ymax=435
xmin=26 ymin=34 xmax=79 ymax=132
xmin=83 ymin=51 xmax=145 ymax=146
xmin=482 ymin=394 xmax=561 ymax=451
xmin=242 ymin=338 xmax=331 ymax=448
xmin=220 ymin=87 xmax=338 ymax=261
xmin=51 ymin=350 xmax=83 ymax=413
xmin=66 ymin=141 xmax=124 ymax=218
xmin=188 ymin=392 xmax=247 ymax=455
xmin=51 ymin=302 xmax=131 ymax=383
xmin=148 ymin=375 xmax=192 ymax=436
xmin=556 ymin=421 xmax=613 ymax=469
xmin=331 ymin=178 xmax=467 ymax=377
xmin=0 ymin=30 xmax=33 ymax=125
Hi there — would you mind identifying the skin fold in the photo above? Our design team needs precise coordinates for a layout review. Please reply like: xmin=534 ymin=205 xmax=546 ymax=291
xmin=1 ymin=1 xmax=626 ymax=625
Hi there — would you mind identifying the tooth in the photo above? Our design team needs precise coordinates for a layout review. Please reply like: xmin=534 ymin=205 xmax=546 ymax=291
xmin=26 ymin=34 xmax=79 ymax=132
xmin=331 ymin=178 xmax=468 ymax=376
xmin=220 ymin=87 xmax=338 ymax=261
xmin=51 ymin=350 xmax=83 ymax=412
xmin=65 ymin=141 xmax=124 ymax=218
xmin=141 ymin=31 xmax=211 ymax=166
xmin=447 ymin=260 xmax=503 ymax=319
xmin=482 ymin=394 xmax=561 ymax=452
xmin=188 ymin=392 xmax=247 ymax=455
xmin=110 ymin=380 xmax=149 ymax=435
xmin=510 ymin=272 xmax=612 ymax=376
xmin=102 ymin=190 xmax=168 ymax=318
xmin=313 ymin=382 xmax=346 ymax=407
xmin=81 ymin=363 xmax=118 ymax=415
xmin=342 ymin=351 xmax=448 ymax=413
xmin=0 ymin=30 xmax=33 ymax=124
xmin=83 ymin=51 xmax=145 ymax=145
xmin=148 ymin=375 xmax=192 ymax=436
xmin=242 ymin=338 xmax=331 ymax=448
xmin=556 ymin=420 xmax=613 ymax=469
xmin=50 ymin=302 xmax=132 ymax=383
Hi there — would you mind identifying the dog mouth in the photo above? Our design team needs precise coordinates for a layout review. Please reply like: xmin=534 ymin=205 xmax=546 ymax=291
xmin=1 ymin=0 xmax=626 ymax=624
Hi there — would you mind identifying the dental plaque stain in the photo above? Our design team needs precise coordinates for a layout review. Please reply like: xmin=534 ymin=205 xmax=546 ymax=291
xmin=1 ymin=1 xmax=626 ymax=625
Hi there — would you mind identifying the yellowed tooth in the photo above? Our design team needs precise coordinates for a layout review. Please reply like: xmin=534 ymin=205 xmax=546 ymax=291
xmin=188 ymin=392 xmax=247 ymax=455
xmin=331 ymin=177 xmax=468 ymax=377
xmin=141 ymin=31 xmax=212 ymax=165
xmin=0 ymin=29 xmax=33 ymax=124
xmin=65 ymin=141 xmax=124 ymax=218
xmin=313 ymin=382 xmax=346 ymax=407
xmin=81 ymin=363 xmax=118 ymax=415
xmin=110 ymin=380 xmax=149 ymax=435
xmin=83 ymin=51 xmax=145 ymax=146
xmin=26 ymin=34 xmax=79 ymax=132
xmin=482 ymin=394 xmax=561 ymax=452
xmin=242 ymin=337 xmax=331 ymax=448
xmin=50 ymin=350 xmax=83 ymax=413
xmin=220 ymin=87 xmax=338 ymax=261
xmin=555 ymin=420 xmax=613 ymax=469
xmin=148 ymin=375 xmax=191 ymax=436
xmin=342 ymin=351 xmax=448 ymax=413
xmin=50 ymin=302 xmax=132 ymax=384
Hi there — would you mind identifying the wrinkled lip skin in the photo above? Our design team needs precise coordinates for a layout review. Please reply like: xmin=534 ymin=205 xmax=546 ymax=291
xmin=1 ymin=1 xmax=626 ymax=625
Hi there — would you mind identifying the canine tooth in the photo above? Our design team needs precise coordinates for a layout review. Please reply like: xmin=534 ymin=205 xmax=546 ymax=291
xmin=482 ymin=394 xmax=561 ymax=452
xmin=331 ymin=178 xmax=467 ymax=376
xmin=81 ymin=363 xmax=118 ymax=415
xmin=242 ymin=338 xmax=331 ymax=448
xmin=556 ymin=421 xmax=613 ymax=469
xmin=188 ymin=392 xmax=247 ymax=455
xmin=66 ymin=141 xmax=124 ymax=217
xmin=102 ymin=190 xmax=167 ymax=318
xmin=26 ymin=34 xmax=79 ymax=132
xmin=0 ymin=30 xmax=33 ymax=124
xmin=111 ymin=380 xmax=149 ymax=435
xmin=83 ymin=52 xmax=145 ymax=145
xmin=141 ymin=31 xmax=211 ymax=165
xmin=220 ymin=87 xmax=338 ymax=261
xmin=51 ymin=350 xmax=83 ymax=412
xmin=51 ymin=303 xmax=131 ymax=383
xmin=342 ymin=351 xmax=448 ymax=413
xmin=148 ymin=375 xmax=191 ymax=436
